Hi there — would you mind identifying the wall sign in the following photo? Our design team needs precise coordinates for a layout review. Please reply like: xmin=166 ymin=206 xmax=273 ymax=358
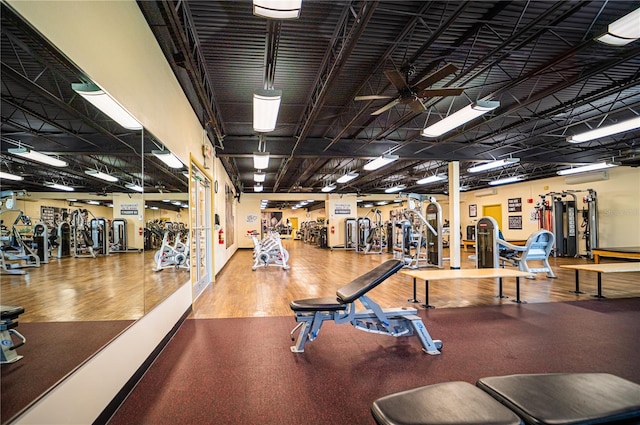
xmin=469 ymin=204 xmax=477 ymax=217
xmin=508 ymin=197 xmax=522 ymax=212
xmin=334 ymin=203 xmax=351 ymax=215
xmin=120 ymin=203 xmax=139 ymax=216
xmin=508 ymin=215 xmax=523 ymax=229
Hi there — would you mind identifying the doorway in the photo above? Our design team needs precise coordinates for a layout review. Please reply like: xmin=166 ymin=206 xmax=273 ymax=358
xmin=482 ymin=204 xmax=503 ymax=231
xmin=190 ymin=162 xmax=213 ymax=299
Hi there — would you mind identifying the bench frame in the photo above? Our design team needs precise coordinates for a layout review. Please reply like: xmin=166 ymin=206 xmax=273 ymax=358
xmin=290 ymin=260 xmax=442 ymax=355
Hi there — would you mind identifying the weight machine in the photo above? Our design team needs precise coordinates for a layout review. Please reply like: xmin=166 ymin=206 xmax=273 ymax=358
xmin=71 ymin=209 xmax=106 ymax=258
xmin=1 ymin=209 xmax=40 ymax=275
xmin=110 ymin=219 xmax=140 ymax=253
xmin=55 ymin=221 xmax=71 ymax=258
xmin=537 ymin=189 xmax=598 ymax=258
xmin=32 ymin=222 xmax=50 ymax=263
xmin=391 ymin=194 xmax=443 ymax=269
xmin=359 ymin=209 xmax=384 ymax=254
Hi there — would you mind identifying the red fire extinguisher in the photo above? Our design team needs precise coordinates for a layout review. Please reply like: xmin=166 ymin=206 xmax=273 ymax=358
xmin=218 ymin=228 xmax=224 ymax=244
xmin=139 ymin=227 xmax=143 ymax=236
xmin=330 ymin=225 xmax=335 ymax=234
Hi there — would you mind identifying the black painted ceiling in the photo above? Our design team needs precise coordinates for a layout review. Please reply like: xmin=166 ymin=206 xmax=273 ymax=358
xmin=2 ymin=1 xmax=639 ymax=201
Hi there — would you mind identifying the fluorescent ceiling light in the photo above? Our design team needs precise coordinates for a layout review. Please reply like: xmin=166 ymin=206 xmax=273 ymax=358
xmin=596 ymin=7 xmax=640 ymax=46
xmin=376 ymin=201 xmax=388 ymax=206
xmin=253 ymin=0 xmax=301 ymax=19
xmin=125 ymin=183 xmax=144 ymax=192
xmin=321 ymin=183 xmax=336 ymax=192
xmin=422 ymin=101 xmax=500 ymax=137
xmin=336 ymin=172 xmax=359 ymax=184
xmin=254 ymin=172 xmax=266 ymax=183
xmin=8 ymin=147 xmax=68 ymax=167
xmin=566 ymin=116 xmax=640 ymax=143
xmin=416 ymin=174 xmax=447 ymax=185
xmin=0 ymin=171 xmax=24 ymax=181
xmin=72 ymin=83 xmax=142 ymax=130
xmin=363 ymin=203 xmax=373 ymax=208
xmin=87 ymin=200 xmax=100 ymax=205
xmin=489 ymin=176 xmax=523 ymax=186
xmin=152 ymin=150 xmax=183 ymax=168
xmin=364 ymin=154 xmax=398 ymax=171
xmin=253 ymin=89 xmax=282 ymax=132
xmin=556 ymin=162 xmax=618 ymax=176
xmin=254 ymin=184 xmax=264 ymax=193
xmin=46 ymin=182 xmax=75 ymax=192
xmin=468 ymin=158 xmax=520 ymax=173
xmin=384 ymin=184 xmax=406 ymax=193
xmin=85 ymin=169 xmax=118 ymax=182
xmin=253 ymin=152 xmax=270 ymax=169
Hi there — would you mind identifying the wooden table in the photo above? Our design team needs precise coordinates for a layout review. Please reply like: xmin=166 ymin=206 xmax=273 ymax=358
xmin=591 ymin=247 xmax=640 ymax=264
xmin=400 ymin=268 xmax=535 ymax=308
xmin=462 ymin=240 xmax=475 ymax=251
xmin=559 ymin=262 xmax=640 ymax=298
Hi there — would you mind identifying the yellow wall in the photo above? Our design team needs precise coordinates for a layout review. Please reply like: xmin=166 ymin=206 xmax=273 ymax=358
xmin=460 ymin=166 xmax=640 ymax=249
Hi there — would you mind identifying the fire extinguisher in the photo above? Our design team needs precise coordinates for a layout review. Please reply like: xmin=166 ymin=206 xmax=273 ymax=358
xmin=218 ymin=228 xmax=224 ymax=244
xmin=139 ymin=227 xmax=143 ymax=236
xmin=330 ymin=225 xmax=335 ymax=234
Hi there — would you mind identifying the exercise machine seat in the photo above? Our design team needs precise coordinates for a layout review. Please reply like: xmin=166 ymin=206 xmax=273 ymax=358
xmin=1 ymin=305 xmax=25 ymax=322
xmin=477 ymin=373 xmax=640 ymax=425
xmin=289 ymin=297 xmax=346 ymax=311
xmin=371 ymin=381 xmax=522 ymax=425
xmin=498 ymin=229 xmax=556 ymax=278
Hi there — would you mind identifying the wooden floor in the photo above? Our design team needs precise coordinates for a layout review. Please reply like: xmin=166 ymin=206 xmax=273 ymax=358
xmin=1 ymin=250 xmax=187 ymax=322
xmin=3 ymin=240 xmax=638 ymax=323
xmin=192 ymin=239 xmax=640 ymax=319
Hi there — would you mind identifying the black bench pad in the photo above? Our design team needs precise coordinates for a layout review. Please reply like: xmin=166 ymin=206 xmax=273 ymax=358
xmin=289 ymin=297 xmax=346 ymax=312
xmin=1 ymin=305 xmax=25 ymax=320
xmin=336 ymin=259 xmax=404 ymax=303
xmin=477 ymin=373 xmax=640 ymax=425
xmin=371 ymin=381 xmax=522 ymax=425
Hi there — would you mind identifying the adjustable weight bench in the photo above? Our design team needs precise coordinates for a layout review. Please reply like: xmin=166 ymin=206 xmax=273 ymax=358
xmin=289 ymin=259 xmax=442 ymax=354
xmin=371 ymin=373 xmax=640 ymax=425
xmin=1 ymin=305 xmax=26 ymax=364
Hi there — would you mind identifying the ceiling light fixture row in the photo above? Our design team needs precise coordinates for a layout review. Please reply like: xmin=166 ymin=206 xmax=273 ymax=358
xmin=566 ymin=116 xmax=640 ymax=144
xmin=556 ymin=162 xmax=618 ymax=176
xmin=253 ymin=0 xmax=302 ymax=20
xmin=596 ymin=7 xmax=640 ymax=46
xmin=468 ymin=158 xmax=520 ymax=173
xmin=422 ymin=101 xmax=500 ymax=137
xmin=8 ymin=147 xmax=68 ymax=167
xmin=72 ymin=83 xmax=142 ymax=130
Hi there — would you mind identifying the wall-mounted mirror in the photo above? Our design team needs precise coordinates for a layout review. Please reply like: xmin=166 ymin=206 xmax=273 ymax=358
xmin=0 ymin=5 xmax=187 ymax=422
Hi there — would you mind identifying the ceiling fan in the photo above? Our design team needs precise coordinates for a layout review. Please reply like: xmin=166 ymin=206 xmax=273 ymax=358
xmin=355 ymin=63 xmax=465 ymax=115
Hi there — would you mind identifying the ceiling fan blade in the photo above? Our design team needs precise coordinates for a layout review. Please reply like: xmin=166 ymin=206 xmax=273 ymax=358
xmin=371 ymin=98 xmax=400 ymax=115
xmin=354 ymin=94 xmax=394 ymax=101
xmin=417 ymin=87 xmax=466 ymax=98
xmin=409 ymin=98 xmax=426 ymax=113
xmin=413 ymin=63 xmax=459 ymax=91
xmin=384 ymin=69 xmax=409 ymax=91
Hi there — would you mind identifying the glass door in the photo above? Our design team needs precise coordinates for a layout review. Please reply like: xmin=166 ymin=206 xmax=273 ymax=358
xmin=190 ymin=163 xmax=212 ymax=299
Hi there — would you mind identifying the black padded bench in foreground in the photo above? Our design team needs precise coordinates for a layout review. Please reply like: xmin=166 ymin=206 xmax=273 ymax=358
xmin=371 ymin=373 xmax=640 ymax=425
xmin=289 ymin=259 xmax=442 ymax=354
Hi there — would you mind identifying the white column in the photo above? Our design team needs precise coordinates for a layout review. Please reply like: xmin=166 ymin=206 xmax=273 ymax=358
xmin=448 ymin=162 xmax=461 ymax=269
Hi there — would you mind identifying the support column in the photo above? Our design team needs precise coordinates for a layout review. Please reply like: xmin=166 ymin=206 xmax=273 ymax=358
xmin=448 ymin=162 xmax=461 ymax=269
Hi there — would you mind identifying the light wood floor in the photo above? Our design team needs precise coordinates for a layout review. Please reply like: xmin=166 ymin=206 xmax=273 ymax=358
xmin=191 ymin=239 xmax=640 ymax=319
xmin=3 ymin=240 xmax=638 ymax=323
xmin=1 ymin=250 xmax=187 ymax=322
